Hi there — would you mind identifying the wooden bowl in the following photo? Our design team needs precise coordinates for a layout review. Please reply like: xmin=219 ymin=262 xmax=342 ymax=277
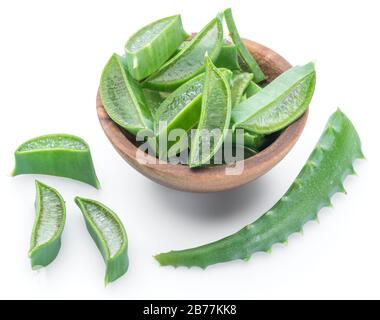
xmin=97 ymin=39 xmax=308 ymax=192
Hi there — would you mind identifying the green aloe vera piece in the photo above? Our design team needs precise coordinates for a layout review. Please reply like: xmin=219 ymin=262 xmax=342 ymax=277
xmin=75 ymin=197 xmax=129 ymax=285
xmin=142 ymin=89 xmax=164 ymax=120
xmin=230 ymin=72 xmax=254 ymax=107
xmin=157 ymin=109 xmax=363 ymax=267
xmin=100 ymin=54 xmax=153 ymax=134
xmin=232 ymin=130 xmax=268 ymax=151
xmin=144 ymin=15 xmax=224 ymax=91
xmin=155 ymin=69 xmax=232 ymax=159
xmin=155 ymin=69 xmax=232 ymax=133
xmin=13 ymin=134 xmax=100 ymax=188
xmin=155 ymin=73 xmax=204 ymax=134
xmin=29 ymin=181 xmax=66 ymax=269
xmin=189 ymin=55 xmax=232 ymax=168
xmin=245 ymin=81 xmax=262 ymax=98
xmin=224 ymin=8 xmax=266 ymax=83
xmin=155 ymin=109 xmax=364 ymax=268
xmin=233 ymin=62 xmax=316 ymax=134
xmin=125 ymin=15 xmax=187 ymax=80
xmin=215 ymin=44 xmax=241 ymax=70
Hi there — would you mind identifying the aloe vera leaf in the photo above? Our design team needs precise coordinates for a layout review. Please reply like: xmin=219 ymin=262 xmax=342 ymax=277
xmin=232 ymin=62 xmax=316 ymax=134
xmin=189 ymin=55 xmax=232 ymax=168
xmin=125 ymin=15 xmax=187 ymax=80
xmin=100 ymin=54 xmax=153 ymax=134
xmin=230 ymin=72 xmax=254 ymax=107
xmin=75 ymin=197 xmax=129 ymax=285
xmin=224 ymin=8 xmax=266 ymax=83
xmin=154 ymin=69 xmax=232 ymax=159
xmin=232 ymin=130 xmax=268 ymax=151
xmin=155 ymin=69 xmax=232 ymax=133
xmin=144 ymin=15 xmax=224 ymax=91
xmin=142 ymin=88 xmax=164 ymax=120
xmin=155 ymin=109 xmax=364 ymax=268
xmin=155 ymin=73 xmax=204 ymax=134
xmin=12 ymin=134 xmax=100 ymax=188
xmin=29 ymin=181 xmax=66 ymax=269
xmin=215 ymin=44 xmax=241 ymax=70
xmin=245 ymin=81 xmax=262 ymax=98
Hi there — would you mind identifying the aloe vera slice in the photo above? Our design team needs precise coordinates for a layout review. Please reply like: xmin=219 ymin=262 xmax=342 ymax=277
xmin=29 ymin=181 xmax=66 ymax=269
xmin=155 ymin=69 xmax=232 ymax=158
xmin=100 ymin=54 xmax=153 ymax=134
xmin=13 ymin=134 xmax=100 ymax=188
xmin=144 ymin=15 xmax=224 ymax=91
xmin=155 ymin=109 xmax=364 ymax=268
xmin=189 ymin=55 xmax=232 ymax=168
xmin=224 ymin=8 xmax=266 ymax=83
xmin=125 ymin=15 xmax=187 ymax=80
xmin=232 ymin=130 xmax=268 ymax=151
xmin=142 ymin=89 xmax=164 ymax=120
xmin=155 ymin=73 xmax=204 ymax=134
xmin=233 ymin=62 xmax=316 ymax=134
xmin=230 ymin=72 xmax=254 ymax=107
xmin=75 ymin=197 xmax=129 ymax=285
xmin=245 ymin=81 xmax=262 ymax=98
xmin=215 ymin=44 xmax=241 ymax=70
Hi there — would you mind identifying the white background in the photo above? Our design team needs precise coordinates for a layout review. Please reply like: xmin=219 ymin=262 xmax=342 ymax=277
xmin=0 ymin=0 xmax=378 ymax=300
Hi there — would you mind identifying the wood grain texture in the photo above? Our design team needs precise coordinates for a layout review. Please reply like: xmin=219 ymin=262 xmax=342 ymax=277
xmin=96 ymin=39 xmax=308 ymax=192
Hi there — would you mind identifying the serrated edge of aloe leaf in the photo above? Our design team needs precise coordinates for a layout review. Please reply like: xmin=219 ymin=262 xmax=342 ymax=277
xmin=144 ymin=15 xmax=224 ymax=90
xmin=29 ymin=180 xmax=66 ymax=266
xmin=100 ymin=54 xmax=151 ymax=132
xmin=189 ymin=55 xmax=232 ymax=168
xmin=223 ymin=8 xmax=266 ymax=83
xmin=74 ymin=197 xmax=128 ymax=285
xmin=125 ymin=15 xmax=183 ymax=53
xmin=155 ymin=108 xmax=364 ymax=269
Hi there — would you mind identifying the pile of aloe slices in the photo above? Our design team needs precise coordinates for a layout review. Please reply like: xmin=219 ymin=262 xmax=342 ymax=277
xmin=100 ymin=8 xmax=316 ymax=167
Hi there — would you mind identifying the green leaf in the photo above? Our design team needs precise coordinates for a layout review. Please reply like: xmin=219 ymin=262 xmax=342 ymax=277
xmin=29 ymin=181 xmax=66 ymax=269
xmin=233 ymin=62 xmax=316 ymax=134
xmin=125 ymin=15 xmax=188 ymax=80
xmin=189 ymin=55 xmax=232 ymax=168
xmin=144 ymin=15 xmax=224 ymax=91
xmin=13 ymin=134 xmax=100 ymax=188
xmin=100 ymin=54 xmax=153 ymax=134
xmin=155 ymin=109 xmax=364 ymax=268
xmin=224 ymin=8 xmax=266 ymax=83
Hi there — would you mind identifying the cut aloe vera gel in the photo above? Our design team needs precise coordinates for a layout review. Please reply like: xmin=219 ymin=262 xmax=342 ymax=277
xmin=29 ymin=181 xmax=66 ymax=269
xmin=75 ymin=197 xmax=129 ymax=285
xmin=155 ymin=69 xmax=232 ymax=134
xmin=155 ymin=69 xmax=232 ymax=159
xmin=125 ymin=15 xmax=187 ymax=80
xmin=233 ymin=62 xmax=316 ymax=134
xmin=144 ymin=15 xmax=224 ymax=91
xmin=155 ymin=109 xmax=364 ymax=268
xmin=215 ymin=44 xmax=241 ymax=70
xmin=245 ymin=81 xmax=262 ymax=98
xmin=100 ymin=54 xmax=153 ymax=134
xmin=224 ymin=8 xmax=266 ymax=83
xmin=189 ymin=55 xmax=232 ymax=168
xmin=230 ymin=72 xmax=254 ymax=107
xmin=13 ymin=134 xmax=100 ymax=188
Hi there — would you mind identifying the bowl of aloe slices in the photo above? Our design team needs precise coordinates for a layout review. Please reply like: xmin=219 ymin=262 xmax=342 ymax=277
xmin=97 ymin=8 xmax=315 ymax=192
